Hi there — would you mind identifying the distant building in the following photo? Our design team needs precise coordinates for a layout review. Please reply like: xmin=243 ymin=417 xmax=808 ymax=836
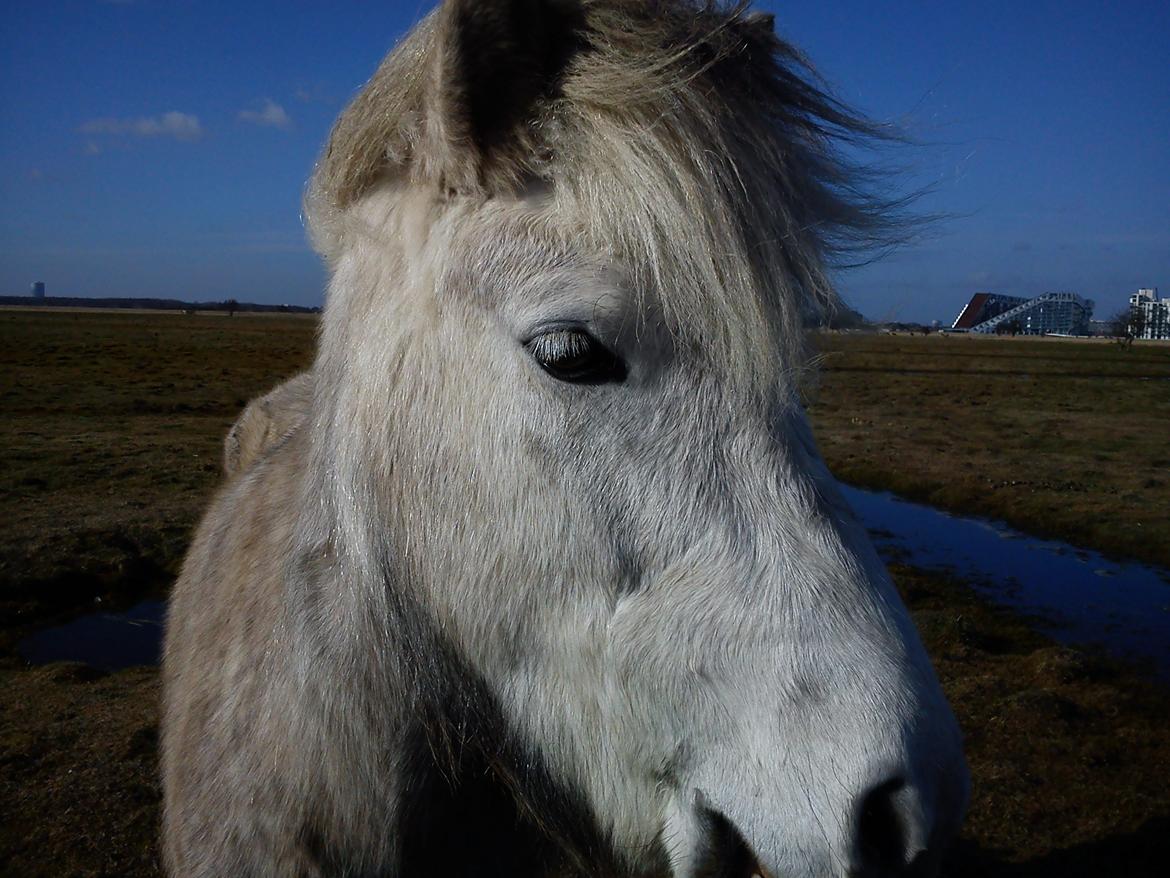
xmin=951 ymin=292 xmax=1027 ymax=331
xmin=30 ymin=281 xmax=45 ymax=299
xmin=951 ymin=291 xmax=1094 ymax=336
xmin=1129 ymin=287 xmax=1169 ymax=340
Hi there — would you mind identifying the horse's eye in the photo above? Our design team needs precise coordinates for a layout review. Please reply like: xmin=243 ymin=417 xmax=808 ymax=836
xmin=525 ymin=329 xmax=627 ymax=385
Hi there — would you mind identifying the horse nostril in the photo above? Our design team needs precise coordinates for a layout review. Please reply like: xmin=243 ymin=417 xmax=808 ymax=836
xmin=856 ymin=777 xmax=911 ymax=875
xmin=698 ymin=806 xmax=766 ymax=878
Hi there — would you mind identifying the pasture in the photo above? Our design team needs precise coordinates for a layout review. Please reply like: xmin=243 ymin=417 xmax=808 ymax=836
xmin=810 ymin=333 xmax=1170 ymax=569
xmin=1 ymin=310 xmax=1167 ymax=875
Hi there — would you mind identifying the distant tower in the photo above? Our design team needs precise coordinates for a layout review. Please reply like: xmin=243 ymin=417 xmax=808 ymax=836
xmin=31 ymin=281 xmax=46 ymax=299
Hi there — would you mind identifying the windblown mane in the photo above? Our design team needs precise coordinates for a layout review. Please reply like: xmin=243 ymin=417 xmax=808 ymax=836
xmin=306 ymin=0 xmax=905 ymax=382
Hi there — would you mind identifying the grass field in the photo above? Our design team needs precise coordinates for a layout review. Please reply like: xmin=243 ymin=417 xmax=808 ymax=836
xmin=808 ymin=332 xmax=1170 ymax=569
xmin=0 ymin=310 xmax=317 ymax=640
xmin=1 ymin=310 xmax=1168 ymax=875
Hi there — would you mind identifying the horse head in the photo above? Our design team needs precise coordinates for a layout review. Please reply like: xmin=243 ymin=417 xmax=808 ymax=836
xmin=165 ymin=3 xmax=967 ymax=875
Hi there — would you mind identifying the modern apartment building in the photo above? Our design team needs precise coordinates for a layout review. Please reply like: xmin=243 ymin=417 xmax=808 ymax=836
xmin=1129 ymin=288 xmax=1170 ymax=340
xmin=951 ymin=291 xmax=1094 ymax=336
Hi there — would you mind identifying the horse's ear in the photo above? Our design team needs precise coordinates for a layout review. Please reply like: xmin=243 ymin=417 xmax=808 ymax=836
xmin=430 ymin=0 xmax=585 ymax=191
xmin=743 ymin=11 xmax=775 ymax=33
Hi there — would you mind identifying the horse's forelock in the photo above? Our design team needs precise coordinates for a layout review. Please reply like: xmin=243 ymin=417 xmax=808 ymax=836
xmin=307 ymin=0 xmax=911 ymax=384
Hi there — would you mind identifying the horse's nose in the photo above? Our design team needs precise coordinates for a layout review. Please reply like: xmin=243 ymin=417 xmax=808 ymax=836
xmin=851 ymin=775 xmax=953 ymax=877
xmin=686 ymin=739 xmax=967 ymax=878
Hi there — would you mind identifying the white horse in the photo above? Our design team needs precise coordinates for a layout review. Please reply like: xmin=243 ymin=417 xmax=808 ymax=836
xmin=161 ymin=2 xmax=967 ymax=875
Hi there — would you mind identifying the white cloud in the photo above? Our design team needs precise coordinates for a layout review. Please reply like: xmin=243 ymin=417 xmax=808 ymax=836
xmin=80 ymin=111 xmax=203 ymax=141
xmin=294 ymin=85 xmax=333 ymax=105
xmin=238 ymin=99 xmax=291 ymax=130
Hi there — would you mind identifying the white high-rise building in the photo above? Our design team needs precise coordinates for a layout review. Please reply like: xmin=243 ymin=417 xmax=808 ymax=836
xmin=1128 ymin=288 xmax=1170 ymax=340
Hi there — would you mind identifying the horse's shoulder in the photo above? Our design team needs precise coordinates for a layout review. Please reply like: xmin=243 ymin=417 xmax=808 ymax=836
xmin=223 ymin=371 xmax=315 ymax=476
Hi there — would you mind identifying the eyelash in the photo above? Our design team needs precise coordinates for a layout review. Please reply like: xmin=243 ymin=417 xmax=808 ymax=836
xmin=525 ymin=329 xmax=627 ymax=385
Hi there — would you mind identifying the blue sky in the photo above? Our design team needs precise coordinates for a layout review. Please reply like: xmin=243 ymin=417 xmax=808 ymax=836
xmin=2 ymin=1 xmax=1167 ymax=323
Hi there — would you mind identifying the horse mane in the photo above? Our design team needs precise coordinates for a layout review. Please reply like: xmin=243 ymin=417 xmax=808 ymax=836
xmin=305 ymin=0 xmax=910 ymax=382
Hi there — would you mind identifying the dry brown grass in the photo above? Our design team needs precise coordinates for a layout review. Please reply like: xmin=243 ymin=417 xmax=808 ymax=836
xmin=0 ymin=310 xmax=316 ymax=641
xmin=808 ymin=332 xmax=1170 ymax=568
xmin=899 ymin=565 xmax=1170 ymax=876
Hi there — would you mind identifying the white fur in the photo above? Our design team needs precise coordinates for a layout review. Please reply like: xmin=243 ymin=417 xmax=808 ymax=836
xmin=308 ymin=183 xmax=966 ymax=874
xmin=162 ymin=4 xmax=967 ymax=875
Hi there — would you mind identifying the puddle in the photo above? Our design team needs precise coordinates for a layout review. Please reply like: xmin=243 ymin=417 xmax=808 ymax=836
xmin=18 ymin=487 xmax=1170 ymax=678
xmin=19 ymin=600 xmax=165 ymax=672
xmin=841 ymin=485 xmax=1170 ymax=677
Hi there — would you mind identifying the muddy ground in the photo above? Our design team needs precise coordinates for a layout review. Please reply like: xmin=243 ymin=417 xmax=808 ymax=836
xmin=1 ymin=312 xmax=1168 ymax=875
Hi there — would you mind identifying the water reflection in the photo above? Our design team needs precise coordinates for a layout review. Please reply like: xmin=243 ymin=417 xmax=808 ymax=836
xmin=19 ymin=600 xmax=164 ymax=671
xmin=841 ymin=485 xmax=1170 ymax=677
